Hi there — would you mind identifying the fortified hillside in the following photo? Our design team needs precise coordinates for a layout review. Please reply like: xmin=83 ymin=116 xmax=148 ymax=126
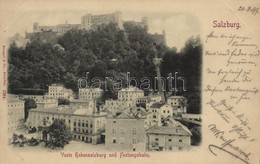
xmin=8 ymin=22 xmax=202 ymax=114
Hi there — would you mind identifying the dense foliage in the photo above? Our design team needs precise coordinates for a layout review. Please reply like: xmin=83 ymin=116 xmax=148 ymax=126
xmin=8 ymin=22 xmax=202 ymax=113
xmin=58 ymin=98 xmax=70 ymax=105
xmin=24 ymin=98 xmax=37 ymax=121
xmin=47 ymin=119 xmax=72 ymax=148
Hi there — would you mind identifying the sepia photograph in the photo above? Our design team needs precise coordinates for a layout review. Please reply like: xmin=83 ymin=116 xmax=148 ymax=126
xmin=7 ymin=9 xmax=202 ymax=153
xmin=1 ymin=1 xmax=259 ymax=164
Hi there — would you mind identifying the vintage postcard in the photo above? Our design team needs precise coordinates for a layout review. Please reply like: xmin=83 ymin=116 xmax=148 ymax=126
xmin=0 ymin=0 xmax=259 ymax=164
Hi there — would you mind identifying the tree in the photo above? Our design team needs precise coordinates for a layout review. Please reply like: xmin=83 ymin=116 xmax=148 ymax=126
xmin=190 ymin=125 xmax=201 ymax=145
xmin=24 ymin=98 xmax=37 ymax=121
xmin=58 ymin=98 xmax=70 ymax=105
xmin=47 ymin=119 xmax=72 ymax=148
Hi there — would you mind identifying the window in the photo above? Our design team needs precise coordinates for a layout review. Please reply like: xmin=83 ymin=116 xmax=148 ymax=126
xmin=132 ymin=128 xmax=136 ymax=134
xmin=179 ymin=139 xmax=182 ymax=142
xmin=112 ymin=139 xmax=116 ymax=144
xmin=112 ymin=128 xmax=116 ymax=133
xmin=168 ymin=139 xmax=172 ymax=142
xmin=153 ymin=115 xmax=156 ymax=119
xmin=155 ymin=138 xmax=159 ymax=141
xmin=120 ymin=137 xmax=125 ymax=144
xmin=113 ymin=121 xmax=116 ymax=123
xmin=169 ymin=146 xmax=172 ymax=150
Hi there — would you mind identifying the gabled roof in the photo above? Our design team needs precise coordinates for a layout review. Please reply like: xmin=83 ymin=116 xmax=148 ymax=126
xmin=150 ymin=102 xmax=165 ymax=109
xmin=109 ymin=106 xmax=149 ymax=119
xmin=146 ymin=121 xmax=192 ymax=136
xmin=168 ymin=96 xmax=185 ymax=99
xmin=116 ymin=112 xmax=135 ymax=119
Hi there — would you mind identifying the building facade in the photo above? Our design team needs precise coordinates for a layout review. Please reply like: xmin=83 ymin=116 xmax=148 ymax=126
xmin=136 ymin=94 xmax=162 ymax=110
xmin=105 ymin=108 xmax=150 ymax=151
xmin=101 ymin=99 xmax=133 ymax=113
xmin=167 ymin=96 xmax=187 ymax=116
xmin=21 ymin=95 xmax=45 ymax=102
xmin=27 ymin=105 xmax=107 ymax=144
xmin=146 ymin=121 xmax=192 ymax=151
xmin=118 ymin=87 xmax=144 ymax=102
xmin=8 ymin=98 xmax=25 ymax=132
xmin=123 ymin=17 xmax=149 ymax=29
xmin=150 ymin=103 xmax=173 ymax=126
xmin=33 ymin=22 xmax=81 ymax=33
xmin=46 ymin=84 xmax=74 ymax=100
xmin=36 ymin=99 xmax=58 ymax=109
xmin=81 ymin=11 xmax=123 ymax=30
xmin=32 ymin=11 xmax=123 ymax=34
xmin=71 ymin=113 xmax=106 ymax=144
xmin=101 ymin=87 xmax=145 ymax=113
xmin=78 ymin=88 xmax=103 ymax=100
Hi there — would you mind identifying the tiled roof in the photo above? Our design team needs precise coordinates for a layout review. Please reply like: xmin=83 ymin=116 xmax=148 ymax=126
xmin=73 ymin=108 xmax=91 ymax=115
xmin=109 ymin=106 xmax=150 ymax=119
xmin=146 ymin=121 xmax=192 ymax=136
xmin=150 ymin=103 xmax=165 ymax=108
xmin=30 ymin=106 xmax=78 ymax=115
xmin=116 ymin=112 xmax=135 ymax=119
xmin=30 ymin=105 xmax=107 ymax=117
xmin=168 ymin=96 xmax=185 ymax=99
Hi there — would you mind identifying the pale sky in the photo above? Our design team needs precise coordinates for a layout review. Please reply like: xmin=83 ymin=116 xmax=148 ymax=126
xmin=5 ymin=9 xmax=200 ymax=51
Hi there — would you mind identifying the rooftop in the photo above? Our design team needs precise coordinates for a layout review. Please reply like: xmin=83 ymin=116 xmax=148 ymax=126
xmin=168 ymin=96 xmax=185 ymax=99
xmin=79 ymin=88 xmax=103 ymax=92
xmin=30 ymin=105 xmax=107 ymax=117
xmin=30 ymin=106 xmax=77 ymax=115
xmin=146 ymin=121 xmax=192 ymax=136
xmin=150 ymin=102 xmax=165 ymax=109
xmin=7 ymin=95 xmax=24 ymax=102
xmin=70 ymin=99 xmax=92 ymax=103
xmin=109 ymin=106 xmax=150 ymax=119
xmin=120 ymin=86 xmax=143 ymax=92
